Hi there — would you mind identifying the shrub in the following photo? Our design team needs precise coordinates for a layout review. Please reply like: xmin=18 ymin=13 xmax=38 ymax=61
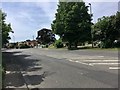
xmin=20 ymin=44 xmax=30 ymax=49
xmin=45 ymin=44 xmax=48 ymax=48
xmin=114 ymin=41 xmax=120 ymax=48
xmin=55 ymin=39 xmax=63 ymax=48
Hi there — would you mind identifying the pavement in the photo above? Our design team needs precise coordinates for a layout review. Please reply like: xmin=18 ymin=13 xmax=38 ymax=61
xmin=2 ymin=48 xmax=120 ymax=89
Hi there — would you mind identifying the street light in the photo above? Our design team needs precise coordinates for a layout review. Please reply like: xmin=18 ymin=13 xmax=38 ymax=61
xmin=89 ymin=3 xmax=93 ymax=48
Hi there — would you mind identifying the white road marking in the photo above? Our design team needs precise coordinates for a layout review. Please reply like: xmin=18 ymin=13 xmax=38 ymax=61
xmin=68 ymin=59 xmax=120 ymax=70
xmin=90 ymin=63 xmax=120 ymax=65
xmin=84 ymin=60 xmax=118 ymax=62
xmin=75 ymin=61 xmax=79 ymax=63
xmin=97 ymin=56 xmax=104 ymax=57
xmin=68 ymin=59 xmax=93 ymax=66
xmin=77 ymin=61 xmax=93 ymax=66
xmin=109 ymin=67 xmax=120 ymax=70
xmin=69 ymin=59 xmax=74 ymax=62
xmin=6 ymin=71 xmax=21 ymax=74
xmin=6 ymin=71 xmax=11 ymax=74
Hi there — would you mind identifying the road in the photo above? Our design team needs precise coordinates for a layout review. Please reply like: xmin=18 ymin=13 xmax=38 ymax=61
xmin=3 ymin=48 xmax=119 ymax=89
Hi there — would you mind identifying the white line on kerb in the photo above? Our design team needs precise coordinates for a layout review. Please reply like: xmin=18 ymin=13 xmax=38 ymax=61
xmin=109 ymin=67 xmax=120 ymax=70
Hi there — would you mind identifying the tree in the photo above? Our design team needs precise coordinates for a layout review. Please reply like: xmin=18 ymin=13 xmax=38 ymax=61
xmin=93 ymin=12 xmax=120 ymax=48
xmin=115 ymin=12 xmax=120 ymax=39
xmin=36 ymin=28 xmax=56 ymax=45
xmin=51 ymin=2 xmax=66 ymax=38
xmin=0 ymin=10 xmax=13 ymax=47
xmin=51 ymin=2 xmax=92 ymax=49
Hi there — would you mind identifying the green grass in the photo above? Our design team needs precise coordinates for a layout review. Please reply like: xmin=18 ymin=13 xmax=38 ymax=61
xmin=87 ymin=47 xmax=119 ymax=51
xmin=48 ymin=45 xmax=119 ymax=51
xmin=48 ymin=44 xmax=55 ymax=49
xmin=47 ymin=43 xmax=120 ymax=51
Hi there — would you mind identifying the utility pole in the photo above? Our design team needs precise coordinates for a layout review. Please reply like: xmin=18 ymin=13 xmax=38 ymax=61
xmin=89 ymin=3 xmax=93 ymax=48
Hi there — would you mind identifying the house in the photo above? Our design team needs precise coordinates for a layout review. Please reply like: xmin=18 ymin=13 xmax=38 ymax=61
xmin=25 ymin=40 xmax=38 ymax=47
xmin=16 ymin=40 xmax=38 ymax=48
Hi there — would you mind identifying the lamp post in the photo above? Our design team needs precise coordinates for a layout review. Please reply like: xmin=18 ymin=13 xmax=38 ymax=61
xmin=89 ymin=3 xmax=93 ymax=48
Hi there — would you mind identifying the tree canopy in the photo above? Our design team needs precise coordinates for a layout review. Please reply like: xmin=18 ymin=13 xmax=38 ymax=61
xmin=0 ymin=10 xmax=13 ymax=47
xmin=36 ymin=28 xmax=56 ymax=45
xmin=51 ymin=2 xmax=92 ymax=49
xmin=93 ymin=12 xmax=120 ymax=48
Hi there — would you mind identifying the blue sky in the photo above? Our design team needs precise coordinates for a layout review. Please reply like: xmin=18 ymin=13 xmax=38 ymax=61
xmin=1 ymin=0 xmax=119 ymax=42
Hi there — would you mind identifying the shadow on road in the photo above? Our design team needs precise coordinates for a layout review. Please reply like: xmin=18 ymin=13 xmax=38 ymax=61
xmin=2 ymin=50 xmax=45 ymax=88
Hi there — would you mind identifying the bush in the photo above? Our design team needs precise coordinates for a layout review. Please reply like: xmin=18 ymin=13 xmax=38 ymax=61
xmin=98 ymin=40 xmax=113 ymax=48
xmin=45 ymin=44 xmax=48 ymax=48
xmin=20 ymin=44 xmax=30 ymax=49
xmin=114 ymin=41 xmax=120 ymax=48
xmin=55 ymin=39 xmax=63 ymax=48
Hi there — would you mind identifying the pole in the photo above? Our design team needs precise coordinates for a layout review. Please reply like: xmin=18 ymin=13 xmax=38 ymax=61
xmin=89 ymin=3 xmax=93 ymax=48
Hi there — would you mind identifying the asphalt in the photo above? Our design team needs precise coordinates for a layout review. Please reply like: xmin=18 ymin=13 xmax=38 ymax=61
xmin=2 ymin=48 xmax=119 ymax=89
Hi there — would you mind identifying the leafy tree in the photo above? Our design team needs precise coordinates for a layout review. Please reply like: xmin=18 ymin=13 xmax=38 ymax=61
xmin=93 ymin=12 xmax=120 ymax=48
xmin=115 ymin=12 xmax=120 ymax=39
xmin=51 ymin=2 xmax=66 ymax=37
xmin=52 ymin=2 xmax=92 ymax=49
xmin=36 ymin=28 xmax=56 ymax=45
xmin=0 ymin=10 xmax=13 ymax=47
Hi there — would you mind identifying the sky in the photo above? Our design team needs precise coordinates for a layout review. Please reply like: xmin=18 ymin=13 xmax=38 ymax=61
xmin=1 ymin=0 xmax=120 ymax=42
